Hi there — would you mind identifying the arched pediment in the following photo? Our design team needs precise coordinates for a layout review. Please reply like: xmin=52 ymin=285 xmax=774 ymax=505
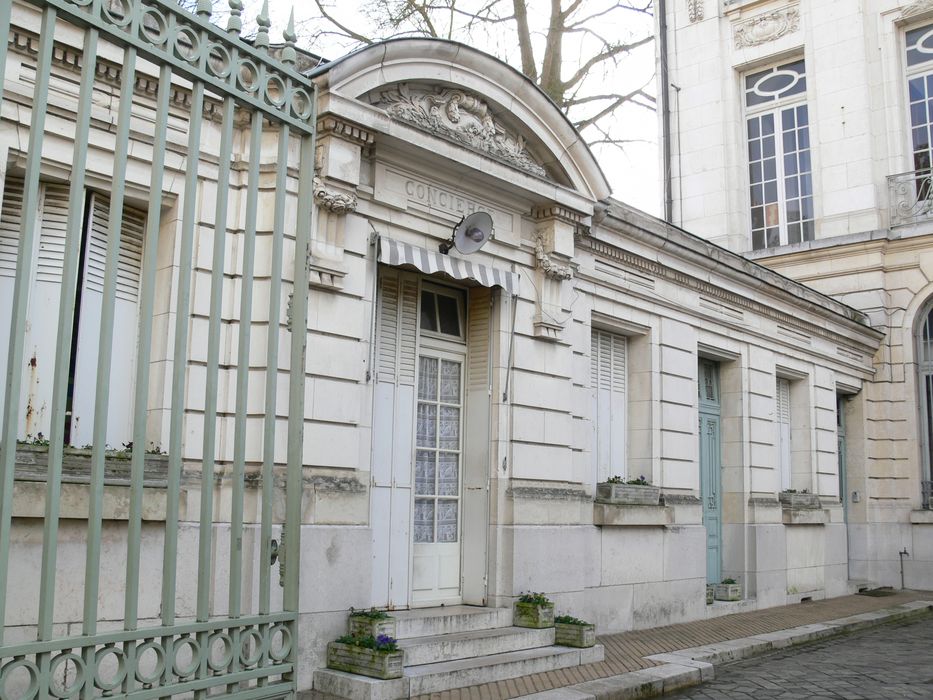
xmin=315 ymin=38 xmax=611 ymax=202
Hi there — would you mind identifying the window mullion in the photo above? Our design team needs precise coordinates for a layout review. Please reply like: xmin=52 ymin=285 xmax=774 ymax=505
xmin=775 ymin=108 xmax=790 ymax=246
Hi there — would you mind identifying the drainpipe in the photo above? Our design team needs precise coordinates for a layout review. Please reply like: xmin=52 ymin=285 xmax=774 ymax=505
xmin=658 ymin=0 xmax=673 ymax=223
xmin=899 ymin=548 xmax=909 ymax=589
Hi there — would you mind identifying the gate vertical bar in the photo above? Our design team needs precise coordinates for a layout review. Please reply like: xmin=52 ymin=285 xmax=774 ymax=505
xmin=0 ymin=4 xmax=57 ymax=645
xmin=260 ymin=122 xmax=290 ymax=619
xmin=126 ymin=59 xmax=171 ymax=627
xmin=161 ymin=74 xmax=205 ymax=686
xmin=228 ymin=108 xmax=264 ymax=690
xmin=195 ymin=91 xmax=236 ymax=696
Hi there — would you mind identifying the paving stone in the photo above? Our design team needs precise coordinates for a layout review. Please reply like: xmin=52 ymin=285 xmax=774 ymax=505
xmin=663 ymin=616 xmax=933 ymax=699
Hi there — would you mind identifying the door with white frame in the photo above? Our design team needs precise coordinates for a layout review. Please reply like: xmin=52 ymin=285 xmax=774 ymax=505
xmin=411 ymin=284 xmax=467 ymax=606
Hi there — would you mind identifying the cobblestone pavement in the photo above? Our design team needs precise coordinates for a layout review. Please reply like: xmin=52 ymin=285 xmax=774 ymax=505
xmin=664 ymin=616 xmax=933 ymax=700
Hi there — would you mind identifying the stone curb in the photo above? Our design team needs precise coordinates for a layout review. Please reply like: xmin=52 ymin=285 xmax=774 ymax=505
xmin=514 ymin=600 xmax=933 ymax=700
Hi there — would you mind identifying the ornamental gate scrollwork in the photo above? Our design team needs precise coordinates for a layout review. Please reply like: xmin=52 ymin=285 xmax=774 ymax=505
xmin=0 ymin=0 xmax=316 ymax=697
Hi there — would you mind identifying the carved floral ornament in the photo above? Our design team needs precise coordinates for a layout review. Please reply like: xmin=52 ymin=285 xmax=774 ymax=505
xmin=734 ymin=6 xmax=800 ymax=48
xmin=312 ymin=177 xmax=358 ymax=213
xmin=902 ymin=0 xmax=933 ymax=19
xmin=688 ymin=0 xmax=704 ymax=22
xmin=534 ymin=234 xmax=574 ymax=280
xmin=370 ymin=83 xmax=548 ymax=178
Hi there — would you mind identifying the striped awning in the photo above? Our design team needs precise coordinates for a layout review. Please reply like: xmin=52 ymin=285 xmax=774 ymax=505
xmin=377 ymin=237 xmax=519 ymax=296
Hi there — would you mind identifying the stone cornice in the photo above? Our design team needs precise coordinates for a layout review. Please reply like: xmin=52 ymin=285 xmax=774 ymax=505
xmin=579 ymin=221 xmax=882 ymax=354
xmin=317 ymin=115 xmax=375 ymax=146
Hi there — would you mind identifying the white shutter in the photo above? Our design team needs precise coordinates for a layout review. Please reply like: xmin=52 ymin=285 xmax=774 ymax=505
xmin=371 ymin=269 xmax=419 ymax=607
xmin=592 ymin=329 xmax=627 ymax=482
xmin=776 ymin=377 xmax=792 ymax=490
xmin=0 ymin=176 xmax=24 ymax=279
xmin=70 ymin=192 xmax=144 ymax=447
xmin=462 ymin=286 xmax=490 ymax=605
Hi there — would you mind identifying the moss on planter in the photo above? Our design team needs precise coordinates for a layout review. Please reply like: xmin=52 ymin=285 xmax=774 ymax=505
xmin=514 ymin=601 xmax=554 ymax=628
xmin=326 ymin=641 xmax=404 ymax=680
xmin=554 ymin=621 xmax=596 ymax=647
xmin=348 ymin=614 xmax=396 ymax=639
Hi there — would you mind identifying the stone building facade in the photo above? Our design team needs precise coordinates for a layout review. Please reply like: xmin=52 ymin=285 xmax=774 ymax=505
xmin=661 ymin=0 xmax=933 ymax=590
xmin=0 ymin=1 xmax=899 ymax=695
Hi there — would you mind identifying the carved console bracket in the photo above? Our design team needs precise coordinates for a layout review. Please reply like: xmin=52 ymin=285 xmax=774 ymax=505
xmin=529 ymin=205 xmax=584 ymax=341
xmin=308 ymin=176 xmax=358 ymax=291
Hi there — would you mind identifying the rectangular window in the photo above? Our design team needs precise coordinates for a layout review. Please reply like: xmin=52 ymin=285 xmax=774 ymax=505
xmin=906 ymin=25 xmax=933 ymax=175
xmin=591 ymin=328 xmax=627 ymax=482
xmin=744 ymin=60 xmax=814 ymax=250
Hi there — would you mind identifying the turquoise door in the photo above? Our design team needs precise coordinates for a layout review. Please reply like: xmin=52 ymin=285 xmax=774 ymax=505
xmin=698 ymin=360 xmax=722 ymax=585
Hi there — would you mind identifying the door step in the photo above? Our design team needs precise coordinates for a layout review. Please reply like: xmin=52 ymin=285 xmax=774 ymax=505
xmin=312 ymin=606 xmax=604 ymax=700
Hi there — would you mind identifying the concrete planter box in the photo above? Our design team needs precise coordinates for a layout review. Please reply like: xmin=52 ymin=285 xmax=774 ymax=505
xmin=15 ymin=444 xmax=168 ymax=487
xmin=779 ymin=491 xmax=821 ymax=509
xmin=348 ymin=615 xmax=396 ymax=639
xmin=326 ymin=642 xmax=404 ymax=680
xmin=596 ymin=482 xmax=660 ymax=506
xmin=714 ymin=583 xmax=742 ymax=601
xmin=706 ymin=585 xmax=715 ymax=605
xmin=514 ymin=601 xmax=555 ymax=628
xmin=554 ymin=622 xmax=596 ymax=648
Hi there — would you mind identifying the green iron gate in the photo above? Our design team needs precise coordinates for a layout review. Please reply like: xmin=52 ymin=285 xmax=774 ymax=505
xmin=0 ymin=0 xmax=315 ymax=696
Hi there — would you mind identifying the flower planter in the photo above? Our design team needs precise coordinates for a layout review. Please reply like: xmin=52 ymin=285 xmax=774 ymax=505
xmin=714 ymin=583 xmax=742 ymax=601
xmin=596 ymin=482 xmax=660 ymax=506
xmin=779 ymin=491 xmax=821 ymax=509
xmin=554 ymin=622 xmax=596 ymax=648
xmin=706 ymin=585 xmax=715 ymax=605
xmin=514 ymin=601 xmax=555 ymax=628
xmin=326 ymin=642 xmax=404 ymax=680
xmin=348 ymin=615 xmax=396 ymax=639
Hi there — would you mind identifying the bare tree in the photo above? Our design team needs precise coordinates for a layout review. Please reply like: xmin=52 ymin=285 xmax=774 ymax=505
xmin=302 ymin=0 xmax=655 ymax=151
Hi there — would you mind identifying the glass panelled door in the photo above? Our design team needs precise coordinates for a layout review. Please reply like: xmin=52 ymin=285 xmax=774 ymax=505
xmin=412 ymin=352 xmax=464 ymax=605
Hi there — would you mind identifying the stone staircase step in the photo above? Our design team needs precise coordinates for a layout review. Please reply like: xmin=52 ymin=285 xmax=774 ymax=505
xmin=312 ymin=645 xmax=604 ymax=700
xmin=392 ymin=605 xmax=513 ymax=639
xmin=398 ymin=625 xmax=555 ymax=666
xmin=405 ymin=643 xmax=605 ymax=696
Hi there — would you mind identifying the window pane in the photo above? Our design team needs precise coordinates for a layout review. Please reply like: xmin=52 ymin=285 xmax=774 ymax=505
xmin=763 ymin=157 xmax=776 ymax=181
xmin=802 ymin=196 xmax=814 ymax=219
xmin=784 ymin=153 xmax=798 ymax=175
xmin=749 ymin=139 xmax=761 ymax=161
xmin=765 ymin=180 xmax=778 ymax=203
xmin=765 ymin=203 xmax=780 ymax=227
xmin=440 ymin=360 xmax=461 ymax=403
xmin=783 ymin=129 xmax=796 ymax=152
xmin=752 ymin=229 xmax=765 ymax=250
xmin=797 ymin=106 xmax=808 ymax=126
xmin=438 ymin=405 xmax=460 ymax=450
xmin=766 ymin=227 xmax=781 ymax=247
xmin=416 ymin=450 xmax=436 ymax=495
xmin=912 ymin=101 xmax=928 ymax=128
xmin=799 ymin=150 xmax=811 ymax=174
xmin=910 ymin=77 xmax=925 ymax=102
xmin=749 ymin=161 xmax=762 ymax=183
xmin=786 ymin=198 xmax=800 ymax=222
xmin=801 ymin=219 xmax=815 ymax=241
xmin=798 ymin=126 xmax=810 ymax=150
xmin=762 ymin=113 xmax=774 ymax=134
xmin=437 ymin=294 xmax=461 ymax=336
xmin=787 ymin=223 xmax=801 ymax=244
xmin=438 ymin=452 xmax=459 ymax=496
xmin=420 ymin=291 xmax=437 ymax=332
xmin=437 ymin=501 xmax=458 ymax=542
xmin=414 ymin=499 xmax=434 ymax=543
xmin=416 ymin=403 xmax=437 ymax=447
xmin=751 ymin=184 xmax=763 ymax=207
xmin=747 ymin=118 xmax=760 ymax=139
xmin=763 ymin=135 xmax=775 ymax=158
xmin=751 ymin=207 xmax=764 ymax=230
xmin=418 ymin=356 xmax=438 ymax=400
xmin=782 ymin=107 xmax=796 ymax=129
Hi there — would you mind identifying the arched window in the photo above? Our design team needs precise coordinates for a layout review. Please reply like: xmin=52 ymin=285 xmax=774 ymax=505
xmin=917 ymin=301 xmax=933 ymax=508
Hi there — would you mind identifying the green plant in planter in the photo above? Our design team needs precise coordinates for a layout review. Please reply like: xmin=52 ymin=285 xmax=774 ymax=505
xmin=721 ymin=578 xmax=737 ymax=584
xmin=605 ymin=475 xmax=624 ymax=484
xmin=515 ymin=592 xmax=555 ymax=629
xmin=626 ymin=475 xmax=651 ymax=485
xmin=347 ymin=607 xmax=396 ymax=639
xmin=553 ymin=615 xmax=596 ymax=648
xmin=327 ymin=634 xmax=404 ymax=680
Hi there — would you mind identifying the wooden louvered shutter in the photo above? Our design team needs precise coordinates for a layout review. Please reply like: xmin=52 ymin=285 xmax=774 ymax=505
xmin=776 ymin=377 xmax=792 ymax=491
xmin=370 ymin=268 xmax=419 ymax=608
xmin=70 ymin=192 xmax=146 ymax=448
xmin=17 ymin=182 xmax=70 ymax=439
xmin=592 ymin=328 xmax=627 ymax=482
xmin=0 ymin=177 xmax=25 ymax=421
xmin=462 ymin=286 xmax=490 ymax=605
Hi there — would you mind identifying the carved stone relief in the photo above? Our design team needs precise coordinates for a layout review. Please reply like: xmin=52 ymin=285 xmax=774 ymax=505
xmin=688 ymin=0 xmax=704 ymax=22
xmin=308 ymin=177 xmax=358 ymax=291
xmin=901 ymin=0 xmax=933 ymax=19
xmin=734 ymin=6 xmax=800 ymax=48
xmin=370 ymin=83 xmax=547 ymax=178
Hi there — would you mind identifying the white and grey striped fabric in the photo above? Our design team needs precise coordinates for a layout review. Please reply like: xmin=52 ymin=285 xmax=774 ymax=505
xmin=377 ymin=236 xmax=519 ymax=295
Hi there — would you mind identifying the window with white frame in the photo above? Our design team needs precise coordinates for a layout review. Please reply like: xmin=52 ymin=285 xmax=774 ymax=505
xmin=916 ymin=299 xmax=933 ymax=506
xmin=744 ymin=59 xmax=814 ymax=250
xmin=905 ymin=24 xmax=933 ymax=175
xmin=591 ymin=328 xmax=627 ymax=482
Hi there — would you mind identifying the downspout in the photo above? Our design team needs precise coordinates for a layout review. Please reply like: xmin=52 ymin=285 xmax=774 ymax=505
xmin=658 ymin=0 xmax=673 ymax=222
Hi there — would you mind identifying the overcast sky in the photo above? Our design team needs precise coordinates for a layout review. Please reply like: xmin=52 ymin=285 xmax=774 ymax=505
xmin=254 ymin=1 xmax=661 ymax=215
